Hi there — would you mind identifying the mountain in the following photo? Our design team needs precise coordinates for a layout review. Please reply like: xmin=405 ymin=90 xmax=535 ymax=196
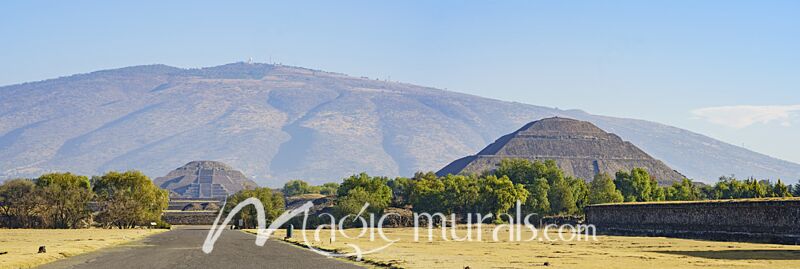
xmin=0 ymin=62 xmax=798 ymax=186
xmin=438 ymin=117 xmax=684 ymax=185
xmin=154 ymin=160 xmax=258 ymax=199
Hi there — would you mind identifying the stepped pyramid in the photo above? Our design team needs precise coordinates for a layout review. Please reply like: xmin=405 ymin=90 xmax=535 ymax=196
xmin=154 ymin=161 xmax=258 ymax=199
xmin=437 ymin=117 xmax=684 ymax=185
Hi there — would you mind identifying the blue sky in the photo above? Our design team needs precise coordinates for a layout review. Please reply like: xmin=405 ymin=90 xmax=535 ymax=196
xmin=1 ymin=1 xmax=799 ymax=163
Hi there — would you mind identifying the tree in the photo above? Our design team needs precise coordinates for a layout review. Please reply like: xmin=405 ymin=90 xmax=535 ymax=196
xmin=224 ymin=187 xmax=285 ymax=229
xmin=494 ymin=159 xmax=585 ymax=215
xmin=478 ymin=175 xmax=528 ymax=222
xmin=318 ymin=182 xmax=340 ymax=196
xmin=651 ymin=184 xmax=666 ymax=201
xmin=665 ymin=178 xmax=699 ymax=201
xmin=387 ymin=177 xmax=412 ymax=207
xmin=696 ymin=184 xmax=714 ymax=200
xmin=495 ymin=159 xmax=536 ymax=185
xmin=282 ymin=180 xmax=315 ymax=197
xmin=441 ymin=174 xmax=480 ymax=215
xmin=548 ymin=176 xmax=576 ymax=215
xmin=771 ymin=179 xmax=792 ymax=197
xmin=494 ymin=159 xmax=564 ymax=187
xmin=93 ymin=171 xmax=168 ymax=228
xmin=335 ymin=173 xmax=392 ymax=215
xmin=525 ymin=178 xmax=550 ymax=215
xmin=711 ymin=175 xmax=738 ymax=199
xmin=0 ymin=179 xmax=43 ymax=228
xmin=792 ymin=181 xmax=800 ymax=197
xmin=335 ymin=188 xmax=378 ymax=217
xmin=588 ymin=173 xmax=624 ymax=205
xmin=36 ymin=173 xmax=94 ymax=228
xmin=409 ymin=173 xmax=446 ymax=213
xmin=745 ymin=178 xmax=768 ymax=198
xmin=615 ymin=168 xmax=662 ymax=202
xmin=568 ymin=177 xmax=589 ymax=212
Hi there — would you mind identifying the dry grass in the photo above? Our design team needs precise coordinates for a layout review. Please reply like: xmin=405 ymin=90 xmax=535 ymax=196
xmin=0 ymin=228 xmax=166 ymax=269
xmin=253 ymin=226 xmax=800 ymax=269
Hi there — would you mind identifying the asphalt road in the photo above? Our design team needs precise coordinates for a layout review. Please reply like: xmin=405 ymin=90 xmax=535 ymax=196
xmin=37 ymin=226 xmax=364 ymax=269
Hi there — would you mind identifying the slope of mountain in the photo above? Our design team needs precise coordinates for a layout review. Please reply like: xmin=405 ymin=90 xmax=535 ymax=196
xmin=437 ymin=117 xmax=684 ymax=185
xmin=0 ymin=63 xmax=798 ymax=186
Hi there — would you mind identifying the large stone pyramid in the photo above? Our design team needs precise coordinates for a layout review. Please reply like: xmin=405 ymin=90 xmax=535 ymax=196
xmin=154 ymin=161 xmax=258 ymax=199
xmin=437 ymin=117 xmax=684 ymax=185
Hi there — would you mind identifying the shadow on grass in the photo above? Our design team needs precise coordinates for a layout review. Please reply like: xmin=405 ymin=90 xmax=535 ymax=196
xmin=653 ymin=250 xmax=800 ymax=260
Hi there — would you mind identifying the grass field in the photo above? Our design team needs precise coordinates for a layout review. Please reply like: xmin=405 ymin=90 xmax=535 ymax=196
xmin=0 ymin=228 xmax=167 ymax=269
xmin=254 ymin=226 xmax=800 ymax=269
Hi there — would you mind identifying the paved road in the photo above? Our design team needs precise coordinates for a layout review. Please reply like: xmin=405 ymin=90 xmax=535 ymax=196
xmin=37 ymin=226 xmax=364 ymax=269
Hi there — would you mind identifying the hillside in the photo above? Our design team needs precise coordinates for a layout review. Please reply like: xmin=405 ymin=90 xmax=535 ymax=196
xmin=0 ymin=62 xmax=798 ymax=186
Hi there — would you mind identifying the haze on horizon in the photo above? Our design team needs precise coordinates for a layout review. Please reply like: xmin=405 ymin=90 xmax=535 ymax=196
xmin=1 ymin=1 xmax=798 ymax=163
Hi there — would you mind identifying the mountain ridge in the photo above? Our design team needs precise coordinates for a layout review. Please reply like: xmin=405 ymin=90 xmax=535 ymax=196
xmin=1 ymin=62 xmax=798 ymax=186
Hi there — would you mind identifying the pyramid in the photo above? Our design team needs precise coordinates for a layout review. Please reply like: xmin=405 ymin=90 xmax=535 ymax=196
xmin=437 ymin=117 xmax=684 ymax=185
xmin=154 ymin=161 xmax=258 ymax=199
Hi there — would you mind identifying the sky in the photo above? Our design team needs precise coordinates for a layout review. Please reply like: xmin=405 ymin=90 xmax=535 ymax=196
xmin=1 ymin=1 xmax=799 ymax=163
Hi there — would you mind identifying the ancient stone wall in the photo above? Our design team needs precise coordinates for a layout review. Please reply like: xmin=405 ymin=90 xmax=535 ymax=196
xmin=584 ymin=198 xmax=800 ymax=244
xmin=162 ymin=211 xmax=219 ymax=225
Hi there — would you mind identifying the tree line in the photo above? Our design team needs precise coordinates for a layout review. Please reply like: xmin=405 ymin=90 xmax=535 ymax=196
xmin=278 ymin=159 xmax=798 ymax=223
xmin=0 ymin=171 xmax=168 ymax=229
xmin=4 ymin=159 xmax=796 ymax=228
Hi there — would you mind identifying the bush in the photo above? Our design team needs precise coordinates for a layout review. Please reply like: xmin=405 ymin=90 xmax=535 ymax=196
xmin=153 ymin=219 xmax=172 ymax=229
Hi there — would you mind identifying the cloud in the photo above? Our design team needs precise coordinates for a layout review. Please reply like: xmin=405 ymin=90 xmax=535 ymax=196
xmin=691 ymin=104 xmax=800 ymax=128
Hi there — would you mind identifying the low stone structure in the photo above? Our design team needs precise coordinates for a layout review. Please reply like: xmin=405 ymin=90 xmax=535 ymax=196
xmin=162 ymin=198 xmax=223 ymax=225
xmin=161 ymin=211 xmax=219 ymax=225
xmin=585 ymin=198 xmax=800 ymax=244
xmin=167 ymin=199 xmax=222 ymax=211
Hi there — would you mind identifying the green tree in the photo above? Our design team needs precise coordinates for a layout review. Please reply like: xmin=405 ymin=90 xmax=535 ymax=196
xmin=495 ymin=159 xmax=536 ymax=185
xmin=548 ymin=176 xmax=576 ymax=214
xmin=409 ymin=173 xmax=446 ymax=213
xmin=442 ymin=174 xmax=480 ymax=214
xmin=0 ymin=179 xmax=43 ymax=228
xmin=494 ymin=159 xmax=583 ymax=215
xmin=712 ymin=176 xmax=738 ymax=199
xmin=387 ymin=177 xmax=412 ymax=207
xmin=652 ymin=184 xmax=666 ymax=201
xmin=318 ymin=182 xmax=340 ymax=196
xmin=568 ymin=177 xmax=589 ymax=212
xmin=525 ymin=178 xmax=550 ymax=215
xmin=697 ymin=184 xmax=715 ymax=200
xmin=745 ymin=178 xmax=768 ymax=198
xmin=282 ymin=180 xmax=315 ymax=196
xmin=665 ymin=178 xmax=699 ymax=201
xmin=792 ymin=181 xmax=800 ymax=197
xmin=478 ymin=175 xmax=528 ymax=222
xmin=224 ymin=187 xmax=285 ymax=229
xmin=35 ymin=173 xmax=94 ymax=228
xmin=335 ymin=173 xmax=392 ymax=215
xmin=615 ymin=168 xmax=662 ymax=202
xmin=771 ymin=179 xmax=792 ymax=197
xmin=92 ymin=171 xmax=169 ymax=228
xmin=588 ymin=173 xmax=624 ymax=205
xmin=495 ymin=159 xmax=565 ymax=186
xmin=335 ymin=188 xmax=377 ymax=217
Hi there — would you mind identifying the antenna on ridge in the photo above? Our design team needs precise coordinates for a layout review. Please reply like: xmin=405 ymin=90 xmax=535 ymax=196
xmin=247 ymin=57 xmax=253 ymax=64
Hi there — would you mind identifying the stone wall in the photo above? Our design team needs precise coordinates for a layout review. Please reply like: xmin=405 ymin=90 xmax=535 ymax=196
xmin=584 ymin=198 xmax=800 ymax=244
xmin=162 ymin=211 xmax=219 ymax=225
